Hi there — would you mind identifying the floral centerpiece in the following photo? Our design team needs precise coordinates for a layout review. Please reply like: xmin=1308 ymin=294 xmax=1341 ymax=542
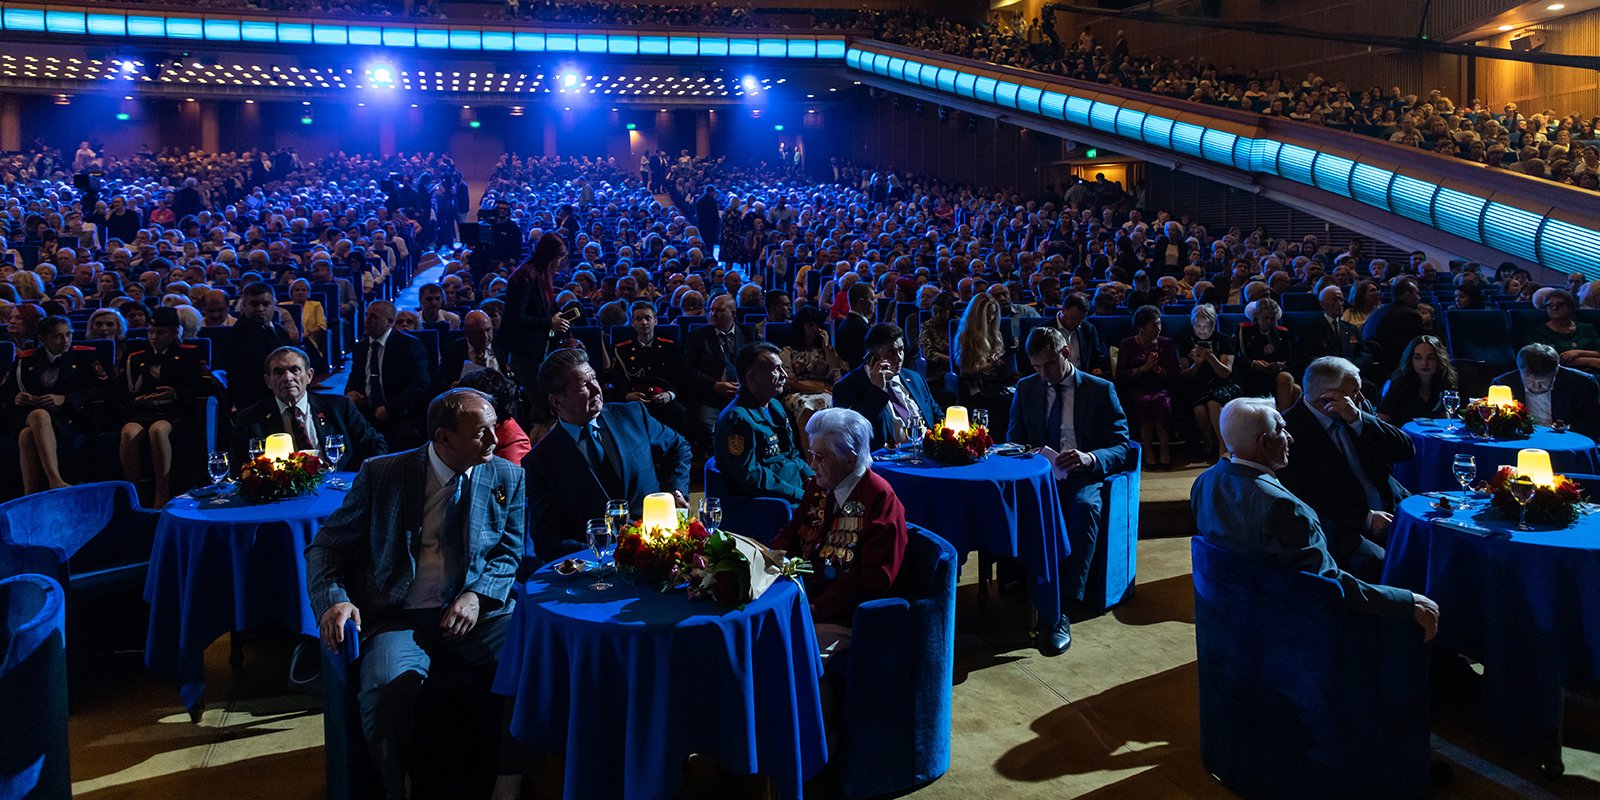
xmin=237 ymin=451 xmax=329 ymax=503
xmin=1460 ymin=398 xmax=1534 ymax=440
xmin=919 ymin=405 xmax=993 ymax=466
xmin=613 ymin=494 xmax=808 ymax=606
xmin=1485 ymin=465 xmax=1585 ymax=527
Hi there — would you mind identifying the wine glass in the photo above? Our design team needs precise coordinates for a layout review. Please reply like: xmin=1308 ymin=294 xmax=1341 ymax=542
xmin=207 ymin=451 xmax=229 ymax=487
xmin=1476 ymin=402 xmax=1496 ymax=439
xmin=322 ymin=434 xmax=347 ymax=489
xmin=1509 ymin=475 xmax=1537 ymax=531
xmin=247 ymin=437 xmax=266 ymax=461
xmin=605 ymin=499 xmax=630 ymax=537
xmin=699 ymin=496 xmax=723 ymax=533
xmin=1451 ymin=454 xmax=1475 ymax=510
xmin=586 ymin=518 xmax=614 ymax=590
xmin=971 ymin=408 xmax=990 ymax=430
xmin=1441 ymin=390 xmax=1460 ymax=431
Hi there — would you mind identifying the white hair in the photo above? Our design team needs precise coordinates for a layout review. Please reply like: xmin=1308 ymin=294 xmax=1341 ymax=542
xmin=1302 ymin=356 xmax=1361 ymax=399
xmin=806 ymin=407 xmax=873 ymax=475
xmin=1219 ymin=397 xmax=1279 ymax=453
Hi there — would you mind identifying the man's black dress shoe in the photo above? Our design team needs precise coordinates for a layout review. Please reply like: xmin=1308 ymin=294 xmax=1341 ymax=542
xmin=1037 ymin=615 xmax=1072 ymax=656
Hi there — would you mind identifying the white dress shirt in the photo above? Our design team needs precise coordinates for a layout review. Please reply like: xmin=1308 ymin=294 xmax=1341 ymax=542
xmin=274 ymin=394 xmax=318 ymax=446
xmin=365 ymin=327 xmax=393 ymax=397
xmin=1047 ymin=375 xmax=1078 ymax=451
xmin=1525 ymin=387 xmax=1554 ymax=425
xmin=831 ymin=469 xmax=866 ymax=511
xmin=405 ymin=444 xmax=476 ymax=609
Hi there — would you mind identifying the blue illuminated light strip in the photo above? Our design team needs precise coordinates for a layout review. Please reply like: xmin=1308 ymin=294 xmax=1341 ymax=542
xmin=0 ymin=5 xmax=846 ymax=59
xmin=845 ymin=45 xmax=1600 ymax=277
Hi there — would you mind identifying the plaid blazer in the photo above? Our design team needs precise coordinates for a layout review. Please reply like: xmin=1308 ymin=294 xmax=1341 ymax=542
xmin=306 ymin=445 xmax=526 ymax=623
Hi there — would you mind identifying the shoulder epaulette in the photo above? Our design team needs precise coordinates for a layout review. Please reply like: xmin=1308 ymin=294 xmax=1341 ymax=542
xmin=180 ymin=343 xmax=200 ymax=350
xmin=71 ymin=345 xmax=98 ymax=352
xmin=16 ymin=348 xmax=36 ymax=358
xmin=657 ymin=336 xmax=674 ymax=344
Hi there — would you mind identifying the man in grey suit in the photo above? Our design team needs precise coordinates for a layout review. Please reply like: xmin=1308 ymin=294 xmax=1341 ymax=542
xmin=307 ymin=388 xmax=526 ymax=800
xmin=1008 ymin=326 xmax=1134 ymax=656
xmin=1191 ymin=397 xmax=1439 ymax=634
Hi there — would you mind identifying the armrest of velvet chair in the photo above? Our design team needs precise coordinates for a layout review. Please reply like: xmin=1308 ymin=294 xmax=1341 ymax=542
xmin=0 ymin=482 xmax=153 ymax=579
xmin=722 ymin=496 xmax=793 ymax=541
xmin=322 ymin=618 xmax=375 ymax=800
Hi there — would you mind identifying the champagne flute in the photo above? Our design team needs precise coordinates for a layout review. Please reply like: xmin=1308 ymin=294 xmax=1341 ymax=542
xmin=586 ymin=518 xmax=614 ymax=590
xmin=247 ymin=437 xmax=266 ymax=461
xmin=207 ymin=451 xmax=230 ymax=488
xmin=1451 ymin=454 xmax=1475 ymax=510
xmin=699 ymin=496 xmax=722 ymax=534
xmin=1441 ymin=390 xmax=1459 ymax=431
xmin=605 ymin=499 xmax=630 ymax=538
xmin=322 ymin=434 xmax=347 ymax=489
xmin=1509 ymin=475 xmax=1537 ymax=531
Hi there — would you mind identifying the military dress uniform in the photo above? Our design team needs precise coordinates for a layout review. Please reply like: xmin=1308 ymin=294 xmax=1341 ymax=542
xmin=608 ymin=335 xmax=687 ymax=430
xmin=714 ymin=393 xmax=812 ymax=504
xmin=1 ymin=344 xmax=111 ymax=436
xmin=770 ymin=470 xmax=908 ymax=625
xmin=121 ymin=342 xmax=213 ymax=427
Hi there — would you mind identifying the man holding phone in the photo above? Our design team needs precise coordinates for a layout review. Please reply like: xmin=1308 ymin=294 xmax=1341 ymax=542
xmin=1006 ymin=326 xmax=1133 ymax=656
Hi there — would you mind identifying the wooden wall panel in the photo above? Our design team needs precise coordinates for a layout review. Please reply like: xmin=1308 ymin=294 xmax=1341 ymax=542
xmin=1472 ymin=8 xmax=1600 ymax=117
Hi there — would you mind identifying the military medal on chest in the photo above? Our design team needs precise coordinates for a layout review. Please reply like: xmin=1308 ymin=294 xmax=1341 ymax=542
xmin=819 ymin=499 xmax=865 ymax=579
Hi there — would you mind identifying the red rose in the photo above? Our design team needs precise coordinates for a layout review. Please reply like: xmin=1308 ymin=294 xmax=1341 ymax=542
xmin=687 ymin=519 xmax=709 ymax=541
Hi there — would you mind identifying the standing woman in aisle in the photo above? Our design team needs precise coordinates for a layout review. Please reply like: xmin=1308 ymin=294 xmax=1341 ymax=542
xmin=500 ymin=232 xmax=569 ymax=393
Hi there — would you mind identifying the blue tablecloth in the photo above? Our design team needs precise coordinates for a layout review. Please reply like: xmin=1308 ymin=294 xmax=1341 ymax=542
xmin=492 ymin=565 xmax=827 ymax=800
xmin=142 ymin=477 xmax=354 ymax=710
xmin=1383 ymin=494 xmax=1600 ymax=760
xmin=1393 ymin=420 xmax=1598 ymax=493
xmin=872 ymin=452 xmax=1069 ymax=624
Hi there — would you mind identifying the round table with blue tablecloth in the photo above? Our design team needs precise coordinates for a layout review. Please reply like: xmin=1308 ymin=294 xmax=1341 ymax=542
xmin=492 ymin=563 xmax=827 ymax=800
xmin=1382 ymin=493 xmax=1600 ymax=769
xmin=871 ymin=452 xmax=1069 ymax=625
xmin=142 ymin=476 xmax=354 ymax=712
xmin=1393 ymin=420 xmax=1598 ymax=493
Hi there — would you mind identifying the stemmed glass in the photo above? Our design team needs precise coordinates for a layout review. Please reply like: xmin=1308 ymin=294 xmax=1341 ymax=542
xmin=1509 ymin=475 xmax=1537 ymax=531
xmin=1475 ymin=402 xmax=1496 ymax=439
xmin=247 ymin=437 xmax=266 ymax=461
xmin=605 ymin=499 xmax=630 ymax=537
xmin=1451 ymin=454 xmax=1476 ymax=510
xmin=586 ymin=518 xmax=615 ymax=590
xmin=1441 ymin=390 xmax=1460 ymax=431
xmin=322 ymin=434 xmax=347 ymax=489
xmin=207 ymin=451 xmax=230 ymax=488
xmin=699 ymin=497 xmax=722 ymax=534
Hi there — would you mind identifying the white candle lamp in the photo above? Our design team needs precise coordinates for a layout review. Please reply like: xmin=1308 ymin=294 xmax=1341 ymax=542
xmin=1486 ymin=385 xmax=1515 ymax=408
xmin=943 ymin=406 xmax=970 ymax=434
xmin=641 ymin=492 xmax=677 ymax=537
xmin=1517 ymin=448 xmax=1555 ymax=489
xmin=263 ymin=433 xmax=294 ymax=462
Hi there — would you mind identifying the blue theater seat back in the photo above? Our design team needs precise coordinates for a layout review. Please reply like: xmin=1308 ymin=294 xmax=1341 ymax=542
xmin=0 ymin=573 xmax=70 ymax=800
xmin=0 ymin=482 xmax=158 ymax=592
xmin=703 ymin=457 xmax=793 ymax=539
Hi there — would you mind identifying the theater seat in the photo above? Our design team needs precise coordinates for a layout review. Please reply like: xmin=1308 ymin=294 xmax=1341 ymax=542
xmin=840 ymin=525 xmax=955 ymax=799
xmin=1191 ymin=537 xmax=1430 ymax=800
xmin=0 ymin=482 xmax=159 ymax=595
xmin=1084 ymin=443 xmax=1142 ymax=614
xmin=0 ymin=574 xmax=69 ymax=800
xmin=1444 ymin=309 xmax=1515 ymax=393
xmin=703 ymin=457 xmax=793 ymax=540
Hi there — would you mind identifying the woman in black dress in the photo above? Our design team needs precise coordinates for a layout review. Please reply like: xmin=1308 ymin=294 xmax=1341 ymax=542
xmin=1378 ymin=335 xmax=1458 ymax=423
xmin=1178 ymin=304 xmax=1239 ymax=462
xmin=499 ymin=232 xmax=569 ymax=392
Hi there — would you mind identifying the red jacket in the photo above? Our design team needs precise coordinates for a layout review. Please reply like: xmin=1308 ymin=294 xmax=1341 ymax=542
xmin=771 ymin=469 xmax=907 ymax=625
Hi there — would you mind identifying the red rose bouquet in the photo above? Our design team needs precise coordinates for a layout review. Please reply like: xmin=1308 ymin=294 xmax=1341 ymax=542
xmin=1486 ymin=465 xmax=1585 ymax=527
xmin=1460 ymin=399 xmax=1534 ymax=440
xmin=613 ymin=516 xmax=809 ymax=606
xmin=237 ymin=451 xmax=329 ymax=503
xmin=921 ymin=424 xmax=993 ymax=466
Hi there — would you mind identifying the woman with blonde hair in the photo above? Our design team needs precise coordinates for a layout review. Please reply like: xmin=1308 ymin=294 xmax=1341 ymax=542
xmin=953 ymin=292 xmax=1016 ymax=435
xmin=8 ymin=270 xmax=43 ymax=302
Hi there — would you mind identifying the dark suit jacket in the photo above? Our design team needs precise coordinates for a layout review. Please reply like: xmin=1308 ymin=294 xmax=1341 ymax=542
xmin=1295 ymin=315 xmax=1374 ymax=374
xmin=1276 ymin=402 xmax=1414 ymax=561
xmin=523 ymin=402 xmax=693 ymax=560
xmin=220 ymin=320 xmax=292 ymax=411
xmin=306 ymin=447 xmax=526 ymax=623
xmin=684 ymin=323 xmax=755 ymax=405
xmin=230 ymin=392 xmax=387 ymax=471
xmin=833 ymin=366 xmax=940 ymax=450
xmin=1494 ymin=366 xmax=1600 ymax=438
xmin=435 ymin=338 xmax=505 ymax=390
xmin=349 ymin=330 xmax=432 ymax=422
xmin=835 ymin=312 xmax=872 ymax=370
xmin=498 ymin=270 xmax=555 ymax=362
xmin=1007 ymin=369 xmax=1134 ymax=485
xmin=1191 ymin=460 xmax=1413 ymax=618
xmin=1042 ymin=319 xmax=1107 ymax=375
xmin=1362 ymin=302 xmax=1425 ymax=369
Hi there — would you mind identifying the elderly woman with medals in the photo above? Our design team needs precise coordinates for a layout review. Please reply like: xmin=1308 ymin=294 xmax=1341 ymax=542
xmin=770 ymin=407 xmax=908 ymax=661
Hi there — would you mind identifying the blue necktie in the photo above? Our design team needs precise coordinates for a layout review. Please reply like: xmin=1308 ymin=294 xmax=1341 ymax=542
xmin=1047 ymin=382 xmax=1066 ymax=451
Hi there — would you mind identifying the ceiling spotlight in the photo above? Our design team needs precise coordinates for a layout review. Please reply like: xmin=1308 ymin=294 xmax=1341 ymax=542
xmin=741 ymin=75 xmax=759 ymax=92
xmin=561 ymin=72 xmax=579 ymax=88
xmin=1547 ymin=3 xmax=1565 ymax=10
xmin=368 ymin=64 xmax=396 ymax=87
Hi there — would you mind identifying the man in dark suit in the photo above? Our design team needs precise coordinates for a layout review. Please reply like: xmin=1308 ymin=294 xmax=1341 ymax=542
xmin=1276 ymin=357 xmax=1415 ymax=579
xmin=684 ymin=294 xmax=754 ymax=445
xmin=1192 ymin=397 xmax=1437 ymax=634
xmin=523 ymin=348 xmax=692 ymax=559
xmin=306 ymin=388 xmax=525 ymax=800
xmin=231 ymin=346 xmax=386 ymax=471
xmin=1007 ymin=326 xmax=1134 ymax=656
xmin=1041 ymin=293 xmax=1106 ymax=376
xmin=1362 ymin=277 xmax=1426 ymax=372
xmin=221 ymin=282 xmax=293 ymax=412
xmin=834 ymin=323 xmax=940 ymax=449
xmin=606 ymin=301 xmax=687 ymax=431
xmin=172 ymin=177 xmax=204 ymax=220
xmin=695 ymin=186 xmax=721 ymax=252
xmin=1296 ymin=285 xmax=1376 ymax=378
xmin=437 ymin=310 xmax=504 ymax=390
xmin=348 ymin=300 xmax=433 ymax=449
xmin=1495 ymin=343 xmax=1600 ymax=439
xmin=835 ymin=283 xmax=875 ymax=371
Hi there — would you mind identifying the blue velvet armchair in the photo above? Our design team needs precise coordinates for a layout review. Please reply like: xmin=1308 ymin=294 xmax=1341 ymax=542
xmin=1191 ymin=537 xmax=1431 ymax=800
xmin=0 ymin=481 xmax=160 ymax=594
xmin=0 ymin=574 xmax=70 ymax=800
xmin=840 ymin=525 xmax=956 ymax=799
xmin=703 ymin=457 xmax=794 ymax=541
xmin=1084 ymin=443 xmax=1141 ymax=614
